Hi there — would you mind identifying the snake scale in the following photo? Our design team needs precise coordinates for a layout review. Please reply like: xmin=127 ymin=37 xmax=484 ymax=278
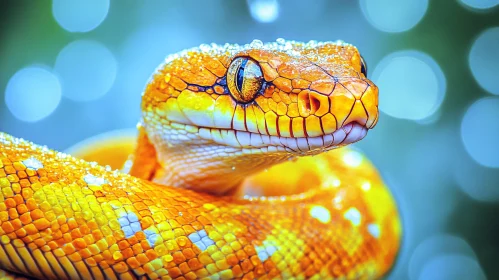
xmin=0 ymin=40 xmax=401 ymax=279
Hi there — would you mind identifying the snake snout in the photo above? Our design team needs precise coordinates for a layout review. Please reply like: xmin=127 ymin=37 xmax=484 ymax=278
xmin=295 ymin=77 xmax=378 ymax=142
xmin=332 ymin=78 xmax=379 ymax=131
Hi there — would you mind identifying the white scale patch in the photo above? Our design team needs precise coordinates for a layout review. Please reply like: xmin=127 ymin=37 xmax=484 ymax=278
xmin=118 ymin=211 xmax=161 ymax=247
xmin=22 ymin=157 xmax=43 ymax=170
xmin=255 ymin=241 xmax=278 ymax=262
xmin=84 ymin=174 xmax=108 ymax=185
xmin=119 ymin=212 xmax=142 ymax=238
xmin=367 ymin=223 xmax=381 ymax=239
xmin=144 ymin=229 xmax=161 ymax=246
xmin=344 ymin=207 xmax=362 ymax=226
xmin=188 ymin=229 xmax=214 ymax=251
xmin=309 ymin=205 xmax=331 ymax=224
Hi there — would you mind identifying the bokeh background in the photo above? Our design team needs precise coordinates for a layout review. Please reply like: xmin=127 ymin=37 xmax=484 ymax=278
xmin=1 ymin=0 xmax=499 ymax=279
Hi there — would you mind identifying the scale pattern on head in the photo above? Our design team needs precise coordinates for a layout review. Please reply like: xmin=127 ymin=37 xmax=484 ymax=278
xmin=141 ymin=40 xmax=378 ymax=154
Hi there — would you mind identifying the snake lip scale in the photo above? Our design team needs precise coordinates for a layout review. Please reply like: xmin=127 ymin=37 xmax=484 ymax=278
xmin=193 ymin=121 xmax=367 ymax=155
xmin=270 ymin=122 xmax=368 ymax=155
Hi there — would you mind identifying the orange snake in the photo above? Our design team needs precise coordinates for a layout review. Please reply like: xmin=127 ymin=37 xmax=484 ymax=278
xmin=0 ymin=40 xmax=401 ymax=279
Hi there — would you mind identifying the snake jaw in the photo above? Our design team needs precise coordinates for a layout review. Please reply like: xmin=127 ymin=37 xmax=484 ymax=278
xmin=190 ymin=121 xmax=368 ymax=156
xmin=281 ymin=121 xmax=369 ymax=155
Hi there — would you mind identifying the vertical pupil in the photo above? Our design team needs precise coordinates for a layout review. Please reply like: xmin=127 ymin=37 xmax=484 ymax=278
xmin=236 ymin=59 xmax=248 ymax=93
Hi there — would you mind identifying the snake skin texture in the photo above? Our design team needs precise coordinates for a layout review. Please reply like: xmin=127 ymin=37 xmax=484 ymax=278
xmin=0 ymin=40 xmax=401 ymax=279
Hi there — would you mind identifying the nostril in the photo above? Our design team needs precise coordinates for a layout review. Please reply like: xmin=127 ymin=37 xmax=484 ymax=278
xmin=298 ymin=90 xmax=312 ymax=117
xmin=309 ymin=95 xmax=321 ymax=114
xmin=298 ymin=90 xmax=329 ymax=117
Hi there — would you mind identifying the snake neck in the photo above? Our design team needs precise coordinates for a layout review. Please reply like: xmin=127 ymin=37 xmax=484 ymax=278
xmin=148 ymin=133 xmax=293 ymax=194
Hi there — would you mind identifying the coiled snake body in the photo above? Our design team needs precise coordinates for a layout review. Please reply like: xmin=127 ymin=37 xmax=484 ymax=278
xmin=0 ymin=40 xmax=401 ymax=279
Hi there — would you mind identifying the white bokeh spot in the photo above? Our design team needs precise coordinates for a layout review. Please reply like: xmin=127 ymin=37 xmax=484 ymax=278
xmin=372 ymin=50 xmax=446 ymax=121
xmin=418 ymin=254 xmax=486 ymax=280
xmin=359 ymin=0 xmax=428 ymax=33
xmin=409 ymin=234 xmax=478 ymax=280
xmin=55 ymin=40 xmax=117 ymax=102
xmin=461 ymin=97 xmax=499 ymax=168
xmin=454 ymin=154 xmax=499 ymax=202
xmin=459 ymin=0 xmax=499 ymax=10
xmin=361 ymin=182 xmax=371 ymax=192
xmin=247 ymin=0 xmax=279 ymax=23
xmin=5 ymin=67 xmax=62 ymax=122
xmin=469 ymin=27 xmax=499 ymax=95
xmin=343 ymin=150 xmax=364 ymax=167
xmin=52 ymin=0 xmax=110 ymax=33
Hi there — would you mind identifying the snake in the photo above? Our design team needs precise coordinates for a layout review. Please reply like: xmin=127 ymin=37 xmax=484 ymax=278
xmin=0 ymin=39 xmax=401 ymax=279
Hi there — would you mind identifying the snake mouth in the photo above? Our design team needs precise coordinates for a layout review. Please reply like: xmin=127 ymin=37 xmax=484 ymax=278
xmin=197 ymin=121 xmax=368 ymax=155
xmin=263 ymin=121 xmax=368 ymax=155
xmin=283 ymin=121 xmax=368 ymax=154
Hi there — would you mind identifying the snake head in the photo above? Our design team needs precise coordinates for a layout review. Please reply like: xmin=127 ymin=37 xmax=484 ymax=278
xmin=142 ymin=39 xmax=378 ymax=156
xmin=140 ymin=39 xmax=379 ymax=190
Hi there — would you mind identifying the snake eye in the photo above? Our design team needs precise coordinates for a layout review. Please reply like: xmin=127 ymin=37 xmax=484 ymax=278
xmin=227 ymin=57 xmax=263 ymax=103
xmin=360 ymin=55 xmax=368 ymax=77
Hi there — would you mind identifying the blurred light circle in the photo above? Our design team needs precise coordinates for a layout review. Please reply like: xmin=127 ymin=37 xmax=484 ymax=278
xmin=461 ymin=97 xmax=499 ymax=168
xmin=454 ymin=150 xmax=499 ymax=202
xmin=119 ymin=24 xmax=202 ymax=124
xmin=409 ymin=234 xmax=477 ymax=280
xmin=359 ymin=0 xmax=428 ymax=33
xmin=403 ymin=128 xmax=458 ymax=226
xmin=5 ymin=67 xmax=61 ymax=122
xmin=469 ymin=27 xmax=499 ymax=95
xmin=247 ymin=0 xmax=279 ymax=23
xmin=342 ymin=150 xmax=363 ymax=167
xmin=460 ymin=0 xmax=499 ymax=9
xmin=55 ymin=40 xmax=117 ymax=102
xmin=418 ymin=255 xmax=486 ymax=280
xmin=372 ymin=51 xmax=446 ymax=121
xmin=52 ymin=0 xmax=109 ymax=33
